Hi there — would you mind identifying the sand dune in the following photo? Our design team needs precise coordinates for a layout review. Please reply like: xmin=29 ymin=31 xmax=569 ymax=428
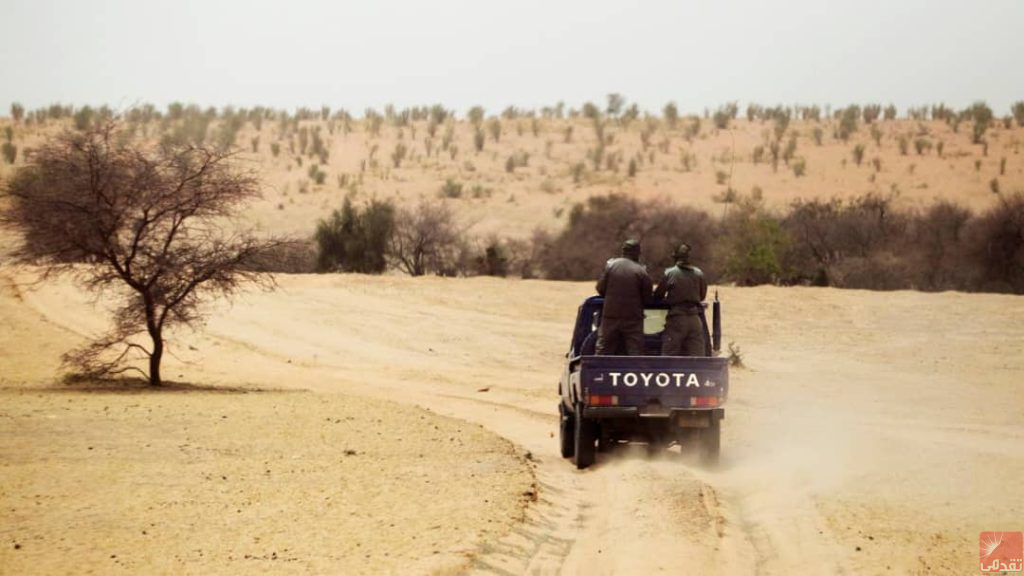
xmin=2 ymin=267 xmax=1021 ymax=574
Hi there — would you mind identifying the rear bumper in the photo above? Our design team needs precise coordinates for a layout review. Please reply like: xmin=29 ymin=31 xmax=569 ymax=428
xmin=582 ymin=407 xmax=725 ymax=420
xmin=583 ymin=406 xmax=639 ymax=419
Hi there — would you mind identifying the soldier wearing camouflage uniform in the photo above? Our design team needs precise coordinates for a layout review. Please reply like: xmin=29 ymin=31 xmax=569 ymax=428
xmin=595 ymin=239 xmax=653 ymax=356
xmin=654 ymin=243 xmax=708 ymax=356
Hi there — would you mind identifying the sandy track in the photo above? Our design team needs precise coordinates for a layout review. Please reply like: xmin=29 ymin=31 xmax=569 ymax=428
xmin=8 ymin=270 xmax=1024 ymax=574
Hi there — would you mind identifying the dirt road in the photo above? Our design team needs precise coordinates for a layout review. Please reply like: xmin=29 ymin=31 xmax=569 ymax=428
xmin=7 ymin=271 xmax=1024 ymax=574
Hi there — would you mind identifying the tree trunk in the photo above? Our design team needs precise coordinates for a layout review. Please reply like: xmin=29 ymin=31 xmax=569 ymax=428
xmin=149 ymin=335 xmax=163 ymax=387
xmin=145 ymin=297 xmax=163 ymax=387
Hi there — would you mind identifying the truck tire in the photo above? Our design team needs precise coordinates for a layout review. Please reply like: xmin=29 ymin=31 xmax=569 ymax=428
xmin=574 ymin=404 xmax=596 ymax=469
xmin=559 ymin=403 xmax=575 ymax=459
xmin=697 ymin=417 xmax=721 ymax=465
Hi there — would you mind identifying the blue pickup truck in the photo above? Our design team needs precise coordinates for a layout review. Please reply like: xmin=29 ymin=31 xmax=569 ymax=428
xmin=558 ymin=295 xmax=729 ymax=469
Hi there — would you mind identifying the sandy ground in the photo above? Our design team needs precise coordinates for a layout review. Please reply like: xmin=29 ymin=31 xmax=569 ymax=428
xmin=1 ymin=267 xmax=1022 ymax=574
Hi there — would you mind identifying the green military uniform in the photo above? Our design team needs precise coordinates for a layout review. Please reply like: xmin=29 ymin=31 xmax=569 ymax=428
xmin=595 ymin=240 xmax=653 ymax=356
xmin=654 ymin=244 xmax=708 ymax=356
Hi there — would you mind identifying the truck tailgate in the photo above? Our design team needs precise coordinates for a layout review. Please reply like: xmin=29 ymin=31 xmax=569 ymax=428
xmin=578 ymin=355 xmax=729 ymax=410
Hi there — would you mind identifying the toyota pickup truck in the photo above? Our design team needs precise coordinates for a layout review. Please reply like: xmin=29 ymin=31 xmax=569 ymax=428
xmin=558 ymin=295 xmax=729 ymax=469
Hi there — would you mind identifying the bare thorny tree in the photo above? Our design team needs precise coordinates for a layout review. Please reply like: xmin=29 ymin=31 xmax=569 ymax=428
xmin=0 ymin=122 xmax=284 ymax=386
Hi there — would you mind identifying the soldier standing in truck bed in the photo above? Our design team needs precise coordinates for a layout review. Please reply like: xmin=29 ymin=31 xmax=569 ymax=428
xmin=595 ymin=239 xmax=653 ymax=355
xmin=654 ymin=243 xmax=708 ymax=356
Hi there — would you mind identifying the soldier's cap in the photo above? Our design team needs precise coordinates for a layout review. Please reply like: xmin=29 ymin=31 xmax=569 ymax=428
xmin=673 ymin=243 xmax=692 ymax=259
xmin=621 ymin=239 xmax=641 ymax=256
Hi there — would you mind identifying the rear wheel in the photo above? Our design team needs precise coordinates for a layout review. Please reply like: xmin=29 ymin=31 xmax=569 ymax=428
xmin=697 ymin=416 xmax=721 ymax=466
xmin=574 ymin=404 xmax=596 ymax=469
xmin=559 ymin=403 xmax=575 ymax=459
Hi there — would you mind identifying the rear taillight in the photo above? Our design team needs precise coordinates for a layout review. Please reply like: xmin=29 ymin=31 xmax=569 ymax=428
xmin=588 ymin=394 xmax=619 ymax=406
xmin=689 ymin=396 xmax=719 ymax=407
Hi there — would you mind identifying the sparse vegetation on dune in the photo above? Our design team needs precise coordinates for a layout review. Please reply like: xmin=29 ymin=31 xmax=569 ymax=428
xmin=3 ymin=97 xmax=1023 ymax=294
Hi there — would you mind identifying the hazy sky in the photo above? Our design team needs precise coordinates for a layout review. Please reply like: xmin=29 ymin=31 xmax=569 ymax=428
xmin=2 ymin=0 xmax=1022 ymax=117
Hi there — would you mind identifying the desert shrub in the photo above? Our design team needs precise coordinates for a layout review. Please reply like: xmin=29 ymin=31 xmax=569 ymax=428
xmin=812 ymin=126 xmax=823 ymax=146
xmin=871 ymin=157 xmax=882 ymax=173
xmin=836 ymin=106 xmax=858 ymax=141
xmin=1000 ymin=157 xmax=1007 ymax=176
xmin=914 ymin=137 xmax=932 ymax=155
xmin=905 ymin=201 xmax=972 ymax=290
xmin=663 ymin=102 xmax=679 ymax=129
xmin=1012 ymin=101 xmax=1024 ymax=127
xmin=990 ymin=178 xmax=1000 ymax=195
xmin=963 ymin=101 xmax=993 ymax=144
xmin=870 ymin=124 xmax=882 ymax=146
xmin=10 ymin=103 xmax=24 ymax=123
xmin=862 ymin=104 xmax=881 ymax=124
xmin=73 ymin=106 xmax=95 ymax=131
xmin=883 ymin=104 xmax=897 ymax=121
xmin=684 ymin=117 xmax=701 ymax=140
xmin=391 ymin=142 xmax=407 ymax=168
xmin=314 ymin=197 xmax=395 ymax=273
xmin=389 ymin=200 xmax=464 ymax=276
xmin=251 ymin=136 xmax=260 ymax=153
xmin=964 ymin=193 xmax=1024 ymax=292
xmin=720 ymin=195 xmax=790 ymax=285
xmin=475 ymin=238 xmax=509 ymax=277
xmin=628 ymin=158 xmax=637 ymax=177
xmin=571 ymin=162 xmax=585 ymax=183
xmin=712 ymin=103 xmax=738 ymax=130
xmin=505 ymin=155 xmax=516 ymax=173
xmin=473 ymin=129 xmax=485 ymax=152
xmin=782 ymin=135 xmax=797 ymax=165
xmin=936 ymin=140 xmax=945 ymax=157
xmin=781 ymin=194 xmax=906 ymax=287
xmin=439 ymin=178 xmax=463 ymax=198
xmin=898 ymin=135 xmax=909 ymax=155
xmin=792 ymin=157 xmax=806 ymax=177
xmin=582 ymin=102 xmax=601 ymax=121
xmin=715 ymin=170 xmax=728 ymax=185
xmin=852 ymin=144 xmax=865 ymax=166
xmin=270 ymin=142 xmax=281 ymax=157
xmin=773 ymin=113 xmax=790 ymax=141
xmin=606 ymin=93 xmax=625 ymax=118
xmin=245 ymin=239 xmax=318 ymax=273
xmin=1 ymin=142 xmax=15 ymax=164
xmin=308 ymin=164 xmax=327 ymax=185
xmin=752 ymin=145 xmax=765 ymax=164
xmin=675 ymin=150 xmax=693 ymax=172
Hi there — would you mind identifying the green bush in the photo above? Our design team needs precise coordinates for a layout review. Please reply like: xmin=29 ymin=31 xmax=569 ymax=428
xmin=472 ymin=128 xmax=485 ymax=152
xmin=391 ymin=142 xmax=407 ymax=168
xmin=314 ymin=197 xmax=395 ymax=273
xmin=712 ymin=103 xmax=738 ymax=130
xmin=439 ymin=178 xmax=463 ymax=198
xmin=663 ymin=102 xmax=679 ymax=129
xmin=852 ymin=144 xmax=865 ymax=166
xmin=837 ymin=107 xmax=858 ymax=141
xmin=792 ymin=157 xmax=806 ymax=177
xmin=1012 ymin=101 xmax=1024 ymax=127
xmin=10 ymin=102 xmax=24 ymax=123
xmin=1 ymin=142 xmax=16 ymax=164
